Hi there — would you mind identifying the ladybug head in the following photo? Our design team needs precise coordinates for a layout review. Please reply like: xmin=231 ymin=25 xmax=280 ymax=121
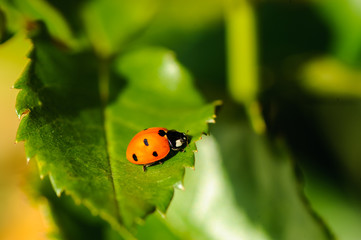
xmin=167 ymin=130 xmax=189 ymax=151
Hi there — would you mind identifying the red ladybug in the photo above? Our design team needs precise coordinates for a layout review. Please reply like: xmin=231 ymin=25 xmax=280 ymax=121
xmin=126 ymin=127 xmax=188 ymax=171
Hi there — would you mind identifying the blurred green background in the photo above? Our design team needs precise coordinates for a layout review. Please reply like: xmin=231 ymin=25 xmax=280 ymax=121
xmin=1 ymin=0 xmax=361 ymax=239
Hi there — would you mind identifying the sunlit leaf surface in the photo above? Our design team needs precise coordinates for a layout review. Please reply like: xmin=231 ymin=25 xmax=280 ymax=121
xmin=15 ymin=30 xmax=216 ymax=236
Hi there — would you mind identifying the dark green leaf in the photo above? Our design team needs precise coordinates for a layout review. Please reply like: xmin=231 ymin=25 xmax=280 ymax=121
xmin=15 ymin=31 xmax=217 ymax=236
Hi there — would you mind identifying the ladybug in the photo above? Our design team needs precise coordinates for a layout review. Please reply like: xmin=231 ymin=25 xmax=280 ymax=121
xmin=126 ymin=127 xmax=189 ymax=171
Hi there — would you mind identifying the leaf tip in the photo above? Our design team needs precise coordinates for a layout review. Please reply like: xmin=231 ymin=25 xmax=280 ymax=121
xmin=212 ymin=99 xmax=223 ymax=118
xmin=206 ymin=118 xmax=216 ymax=124
xmin=13 ymin=61 xmax=32 ymax=90
xmin=17 ymin=108 xmax=30 ymax=119
xmin=48 ymin=174 xmax=64 ymax=197
xmin=156 ymin=209 xmax=166 ymax=219
xmin=205 ymin=100 xmax=222 ymax=125
xmin=174 ymin=181 xmax=185 ymax=191
xmin=55 ymin=189 xmax=63 ymax=197
xmin=214 ymin=99 xmax=223 ymax=105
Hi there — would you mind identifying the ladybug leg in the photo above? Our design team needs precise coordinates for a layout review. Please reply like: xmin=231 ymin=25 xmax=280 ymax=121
xmin=143 ymin=161 xmax=162 ymax=172
xmin=180 ymin=147 xmax=188 ymax=153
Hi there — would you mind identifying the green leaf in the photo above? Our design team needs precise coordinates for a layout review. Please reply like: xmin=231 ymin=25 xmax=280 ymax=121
xmin=81 ymin=0 xmax=158 ymax=57
xmin=313 ymin=0 xmax=361 ymax=65
xmin=132 ymin=0 xmax=223 ymax=47
xmin=0 ymin=8 xmax=11 ymax=43
xmin=138 ymin=136 xmax=271 ymax=240
xmin=212 ymin=119 xmax=334 ymax=240
xmin=303 ymin=168 xmax=361 ymax=240
xmin=24 ymin=160 xmax=123 ymax=240
xmin=15 ymin=30 xmax=217 ymax=236
xmin=139 ymin=131 xmax=335 ymax=240
xmin=4 ymin=0 xmax=79 ymax=48
xmin=0 ymin=2 xmax=22 ymax=43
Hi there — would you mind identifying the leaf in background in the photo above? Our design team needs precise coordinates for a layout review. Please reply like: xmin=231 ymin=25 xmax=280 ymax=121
xmin=224 ymin=1 xmax=334 ymax=239
xmin=15 ymin=29 xmax=216 ymax=237
xmin=312 ymin=0 xmax=361 ymax=65
xmin=81 ymin=0 xmax=158 ymax=57
xmin=212 ymin=119 xmax=334 ymax=240
xmin=132 ymin=0 xmax=223 ymax=46
xmin=0 ymin=8 xmax=12 ymax=43
xmin=3 ymin=0 xmax=79 ymax=48
xmin=303 ymin=168 xmax=361 ymax=240
xmin=0 ymin=1 xmax=23 ymax=43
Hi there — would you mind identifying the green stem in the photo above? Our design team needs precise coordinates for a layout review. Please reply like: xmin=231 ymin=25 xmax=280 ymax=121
xmin=225 ymin=0 xmax=265 ymax=134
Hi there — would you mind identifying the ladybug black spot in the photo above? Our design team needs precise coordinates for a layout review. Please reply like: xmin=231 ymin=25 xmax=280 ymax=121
xmin=132 ymin=154 xmax=138 ymax=161
xmin=152 ymin=151 xmax=158 ymax=157
xmin=158 ymin=130 xmax=166 ymax=137
xmin=143 ymin=138 xmax=149 ymax=146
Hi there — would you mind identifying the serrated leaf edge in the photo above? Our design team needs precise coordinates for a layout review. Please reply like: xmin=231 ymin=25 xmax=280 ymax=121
xmin=155 ymin=100 xmax=221 ymax=216
xmin=16 ymin=44 xmax=222 ymax=235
